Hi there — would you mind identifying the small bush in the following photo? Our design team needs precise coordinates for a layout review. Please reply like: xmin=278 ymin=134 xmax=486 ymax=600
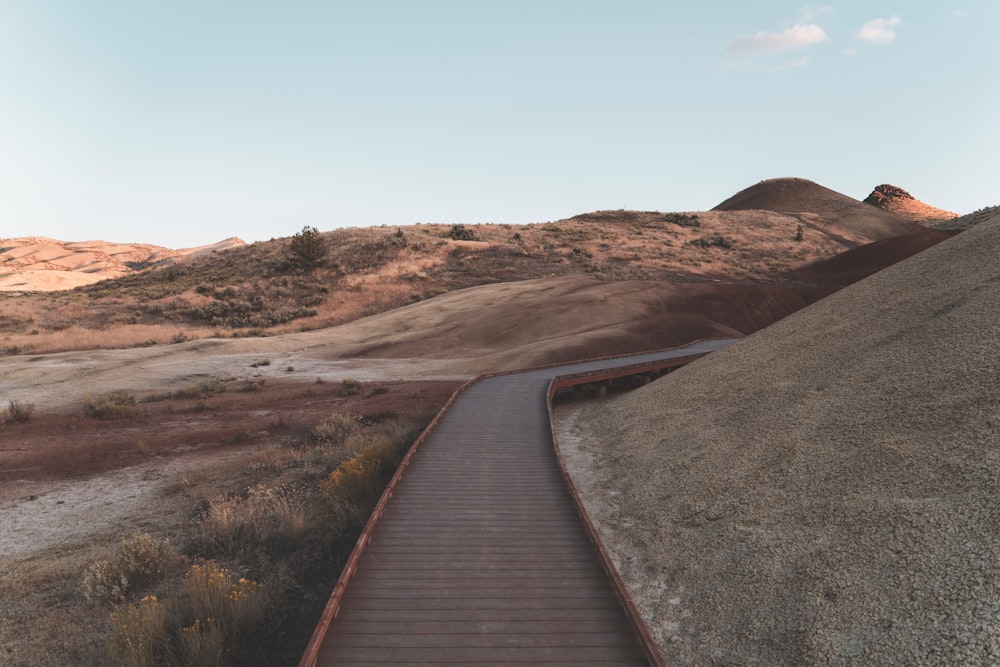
xmin=196 ymin=484 xmax=309 ymax=558
xmin=148 ymin=379 xmax=225 ymax=402
xmin=104 ymin=595 xmax=168 ymax=667
xmin=663 ymin=212 xmax=700 ymax=227
xmin=321 ymin=451 xmax=383 ymax=507
xmin=340 ymin=378 xmax=362 ymax=396
xmin=687 ymin=234 xmax=733 ymax=250
xmin=185 ymin=561 xmax=263 ymax=640
xmin=321 ymin=436 xmax=405 ymax=508
xmin=102 ymin=563 xmax=263 ymax=667
xmin=288 ymin=225 xmax=328 ymax=270
xmin=83 ymin=391 xmax=136 ymax=419
xmin=0 ymin=399 xmax=34 ymax=424
xmin=447 ymin=224 xmax=479 ymax=241
xmin=83 ymin=534 xmax=182 ymax=606
xmin=314 ymin=413 xmax=361 ymax=445
xmin=178 ymin=618 xmax=227 ymax=666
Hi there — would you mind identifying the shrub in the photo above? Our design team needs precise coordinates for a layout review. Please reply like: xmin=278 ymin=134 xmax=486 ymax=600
xmin=321 ymin=435 xmax=405 ymax=508
xmin=196 ymin=484 xmax=309 ymax=558
xmin=147 ymin=379 xmax=225 ymax=402
xmin=687 ymin=234 xmax=733 ymax=250
xmin=663 ymin=212 xmax=700 ymax=228
xmin=321 ymin=451 xmax=383 ymax=507
xmin=0 ymin=399 xmax=34 ymax=424
xmin=178 ymin=618 xmax=227 ymax=666
xmin=340 ymin=378 xmax=362 ymax=396
xmin=314 ymin=413 xmax=361 ymax=445
xmin=102 ymin=563 xmax=263 ymax=667
xmin=82 ymin=534 xmax=182 ymax=606
xmin=104 ymin=595 xmax=168 ymax=667
xmin=288 ymin=225 xmax=328 ymax=270
xmin=185 ymin=561 xmax=263 ymax=640
xmin=83 ymin=391 xmax=136 ymax=419
xmin=447 ymin=224 xmax=479 ymax=241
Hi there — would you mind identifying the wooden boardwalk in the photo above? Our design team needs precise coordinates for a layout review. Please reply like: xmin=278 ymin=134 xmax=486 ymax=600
xmin=302 ymin=340 xmax=733 ymax=666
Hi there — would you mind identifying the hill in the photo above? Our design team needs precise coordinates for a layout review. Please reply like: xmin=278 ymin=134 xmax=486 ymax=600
xmin=567 ymin=209 xmax=1000 ymax=664
xmin=713 ymin=177 xmax=926 ymax=240
xmin=0 ymin=178 xmax=948 ymax=357
xmin=0 ymin=237 xmax=245 ymax=292
xmin=863 ymin=184 xmax=958 ymax=223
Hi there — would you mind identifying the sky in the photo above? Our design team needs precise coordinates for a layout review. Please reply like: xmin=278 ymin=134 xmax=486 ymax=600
xmin=1 ymin=2 xmax=997 ymax=248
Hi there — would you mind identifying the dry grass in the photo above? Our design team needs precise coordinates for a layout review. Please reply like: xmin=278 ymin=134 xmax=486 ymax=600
xmin=83 ymin=391 xmax=137 ymax=420
xmin=0 ymin=398 xmax=34 ymax=424
xmin=195 ymin=484 xmax=310 ymax=559
xmin=102 ymin=562 xmax=264 ymax=667
xmin=1 ymin=208 xmax=873 ymax=357
xmin=82 ymin=534 xmax=183 ymax=606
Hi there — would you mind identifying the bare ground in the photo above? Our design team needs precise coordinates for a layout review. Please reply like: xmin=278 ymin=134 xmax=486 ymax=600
xmin=562 ymin=214 xmax=1000 ymax=665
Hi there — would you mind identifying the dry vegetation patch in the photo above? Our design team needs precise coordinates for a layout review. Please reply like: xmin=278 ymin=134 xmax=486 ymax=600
xmin=0 ymin=380 xmax=453 ymax=666
xmin=2 ymin=207 xmax=886 ymax=357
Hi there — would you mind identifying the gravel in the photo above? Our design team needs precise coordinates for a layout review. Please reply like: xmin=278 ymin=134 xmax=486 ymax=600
xmin=568 ymin=212 xmax=1000 ymax=665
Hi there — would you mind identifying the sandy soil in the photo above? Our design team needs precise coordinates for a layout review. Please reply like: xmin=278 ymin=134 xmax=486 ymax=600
xmin=0 ymin=451 xmax=249 ymax=559
xmin=567 ymin=213 xmax=1000 ymax=665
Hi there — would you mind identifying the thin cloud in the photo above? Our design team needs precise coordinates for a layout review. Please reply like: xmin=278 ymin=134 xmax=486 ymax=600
xmin=725 ymin=59 xmax=765 ymax=72
xmin=771 ymin=57 xmax=812 ymax=72
xmin=953 ymin=9 xmax=969 ymax=19
xmin=729 ymin=24 xmax=830 ymax=54
xmin=796 ymin=5 xmax=834 ymax=23
xmin=855 ymin=17 xmax=902 ymax=44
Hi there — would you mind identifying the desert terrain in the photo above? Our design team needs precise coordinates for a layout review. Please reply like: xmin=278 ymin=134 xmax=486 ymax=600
xmin=560 ymin=208 xmax=1000 ymax=664
xmin=0 ymin=178 xmax=987 ymax=665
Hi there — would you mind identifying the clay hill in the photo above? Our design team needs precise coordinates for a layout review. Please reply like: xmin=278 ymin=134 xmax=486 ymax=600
xmin=0 ymin=178 xmax=951 ymax=361
xmin=714 ymin=177 xmax=925 ymax=240
xmin=0 ymin=236 xmax=246 ymax=292
xmin=863 ymin=184 xmax=958 ymax=223
xmin=569 ymin=209 xmax=1000 ymax=664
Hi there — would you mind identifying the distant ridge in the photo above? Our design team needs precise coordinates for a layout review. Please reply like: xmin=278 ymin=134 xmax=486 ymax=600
xmin=713 ymin=177 xmax=924 ymax=241
xmin=863 ymin=184 xmax=957 ymax=222
xmin=0 ymin=236 xmax=247 ymax=291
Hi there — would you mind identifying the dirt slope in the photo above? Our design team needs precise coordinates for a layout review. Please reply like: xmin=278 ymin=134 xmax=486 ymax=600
xmin=569 ymin=211 xmax=1000 ymax=664
xmin=0 ymin=276 xmax=810 ymax=414
xmin=714 ymin=177 xmax=926 ymax=241
xmin=792 ymin=228 xmax=958 ymax=287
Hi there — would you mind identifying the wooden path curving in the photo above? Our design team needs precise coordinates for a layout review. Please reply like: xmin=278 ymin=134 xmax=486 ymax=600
xmin=301 ymin=340 xmax=734 ymax=666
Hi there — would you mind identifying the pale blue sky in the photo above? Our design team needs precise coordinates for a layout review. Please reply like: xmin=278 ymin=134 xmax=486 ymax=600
xmin=1 ymin=2 xmax=997 ymax=247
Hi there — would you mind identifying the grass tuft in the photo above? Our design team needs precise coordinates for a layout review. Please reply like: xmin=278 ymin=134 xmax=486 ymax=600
xmin=83 ymin=391 xmax=137 ymax=419
xmin=0 ymin=398 xmax=34 ymax=424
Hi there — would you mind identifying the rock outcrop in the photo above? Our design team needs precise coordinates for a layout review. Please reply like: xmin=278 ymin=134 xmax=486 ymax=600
xmin=863 ymin=183 xmax=957 ymax=222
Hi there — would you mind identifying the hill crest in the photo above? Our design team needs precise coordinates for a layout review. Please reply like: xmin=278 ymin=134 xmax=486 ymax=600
xmin=712 ymin=177 xmax=926 ymax=241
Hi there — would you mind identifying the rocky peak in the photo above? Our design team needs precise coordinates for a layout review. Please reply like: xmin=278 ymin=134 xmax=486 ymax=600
xmin=864 ymin=184 xmax=915 ymax=207
xmin=863 ymin=184 xmax=957 ymax=223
